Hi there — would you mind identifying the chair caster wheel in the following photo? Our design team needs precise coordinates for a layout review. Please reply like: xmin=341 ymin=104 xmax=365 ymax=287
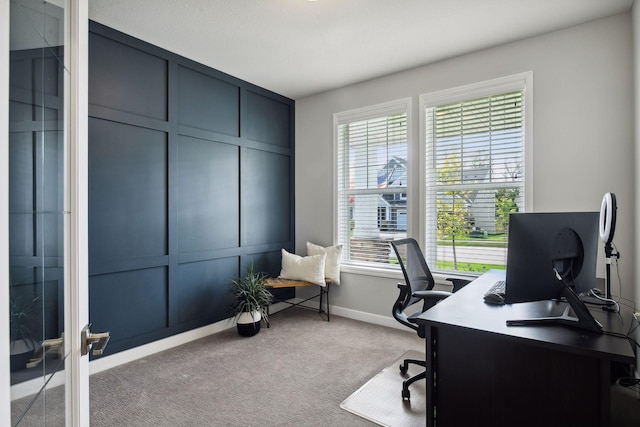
xmin=399 ymin=364 xmax=408 ymax=374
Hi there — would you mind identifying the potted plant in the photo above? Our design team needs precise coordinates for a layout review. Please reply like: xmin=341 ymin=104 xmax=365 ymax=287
xmin=9 ymin=285 xmax=41 ymax=372
xmin=231 ymin=263 xmax=273 ymax=337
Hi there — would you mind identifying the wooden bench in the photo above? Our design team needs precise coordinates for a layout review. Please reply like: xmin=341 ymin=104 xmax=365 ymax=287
xmin=264 ymin=278 xmax=331 ymax=326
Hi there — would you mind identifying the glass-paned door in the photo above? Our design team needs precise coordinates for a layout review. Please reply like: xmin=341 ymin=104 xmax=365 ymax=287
xmin=7 ymin=0 xmax=89 ymax=425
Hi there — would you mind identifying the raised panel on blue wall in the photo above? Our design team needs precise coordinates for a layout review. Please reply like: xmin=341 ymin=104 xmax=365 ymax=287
xmin=245 ymin=250 xmax=284 ymax=279
xmin=89 ymin=118 xmax=168 ymax=262
xmin=246 ymin=90 xmax=291 ymax=147
xmin=33 ymin=55 xmax=63 ymax=100
xmin=88 ymin=21 xmax=293 ymax=355
xmin=177 ymin=135 xmax=240 ymax=253
xmin=245 ymin=250 xmax=294 ymax=301
xmin=89 ymin=32 xmax=168 ymax=120
xmin=90 ymin=268 xmax=168 ymax=347
xmin=10 ymin=268 xmax=62 ymax=344
xmin=8 ymin=130 xmax=34 ymax=257
xmin=9 ymin=56 xmax=30 ymax=91
xmin=244 ymin=149 xmax=291 ymax=245
xmin=178 ymin=65 xmax=240 ymax=136
xmin=9 ymin=130 xmax=64 ymax=257
xmin=177 ymin=257 xmax=238 ymax=325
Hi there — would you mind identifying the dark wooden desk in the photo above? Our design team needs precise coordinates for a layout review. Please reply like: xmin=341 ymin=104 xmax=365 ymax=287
xmin=416 ymin=270 xmax=635 ymax=427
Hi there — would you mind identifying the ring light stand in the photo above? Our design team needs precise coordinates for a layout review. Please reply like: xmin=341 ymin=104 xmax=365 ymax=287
xmin=599 ymin=192 xmax=617 ymax=303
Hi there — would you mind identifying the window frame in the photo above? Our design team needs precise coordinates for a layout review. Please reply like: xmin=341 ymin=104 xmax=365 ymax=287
xmin=419 ymin=72 xmax=533 ymax=277
xmin=333 ymin=97 xmax=413 ymax=273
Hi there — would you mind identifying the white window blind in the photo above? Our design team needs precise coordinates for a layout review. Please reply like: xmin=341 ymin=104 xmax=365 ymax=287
xmin=424 ymin=90 xmax=525 ymax=274
xmin=336 ymin=101 xmax=409 ymax=267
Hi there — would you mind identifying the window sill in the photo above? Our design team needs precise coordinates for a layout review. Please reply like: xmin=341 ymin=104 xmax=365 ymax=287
xmin=340 ymin=263 xmax=404 ymax=280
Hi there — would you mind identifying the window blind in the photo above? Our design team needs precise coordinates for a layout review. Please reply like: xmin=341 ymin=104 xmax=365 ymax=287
xmin=425 ymin=90 xmax=525 ymax=274
xmin=337 ymin=111 xmax=408 ymax=266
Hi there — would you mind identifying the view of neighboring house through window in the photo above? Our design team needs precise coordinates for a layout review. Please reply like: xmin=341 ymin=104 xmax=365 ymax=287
xmin=333 ymin=75 xmax=529 ymax=273
xmin=335 ymin=99 xmax=410 ymax=266
xmin=422 ymin=74 xmax=529 ymax=275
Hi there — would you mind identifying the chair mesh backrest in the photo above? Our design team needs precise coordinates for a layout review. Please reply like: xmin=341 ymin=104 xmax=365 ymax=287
xmin=391 ymin=238 xmax=435 ymax=308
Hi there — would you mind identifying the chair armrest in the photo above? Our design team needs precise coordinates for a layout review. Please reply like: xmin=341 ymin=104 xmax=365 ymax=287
xmin=445 ymin=277 xmax=472 ymax=293
xmin=411 ymin=291 xmax=451 ymax=311
xmin=395 ymin=282 xmax=411 ymax=304
xmin=413 ymin=290 xmax=452 ymax=324
xmin=412 ymin=290 xmax=452 ymax=304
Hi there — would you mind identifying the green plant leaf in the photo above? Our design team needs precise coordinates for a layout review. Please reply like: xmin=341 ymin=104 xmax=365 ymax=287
xmin=231 ymin=262 xmax=273 ymax=323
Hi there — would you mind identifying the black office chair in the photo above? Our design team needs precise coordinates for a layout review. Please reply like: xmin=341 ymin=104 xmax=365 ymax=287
xmin=390 ymin=238 xmax=470 ymax=400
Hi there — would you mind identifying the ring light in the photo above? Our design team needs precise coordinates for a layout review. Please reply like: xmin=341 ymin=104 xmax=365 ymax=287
xmin=599 ymin=192 xmax=617 ymax=304
xmin=599 ymin=192 xmax=616 ymax=245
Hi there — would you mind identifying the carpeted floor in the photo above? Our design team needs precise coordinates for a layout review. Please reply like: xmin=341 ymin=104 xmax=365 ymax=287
xmin=12 ymin=307 xmax=424 ymax=426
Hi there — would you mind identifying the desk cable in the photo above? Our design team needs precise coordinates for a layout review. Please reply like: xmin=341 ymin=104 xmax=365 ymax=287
xmin=552 ymin=267 xmax=620 ymax=314
xmin=584 ymin=245 xmax=623 ymax=313
xmin=587 ymin=289 xmax=620 ymax=313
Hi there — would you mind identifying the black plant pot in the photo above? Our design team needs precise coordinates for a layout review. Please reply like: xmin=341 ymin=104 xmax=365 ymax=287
xmin=236 ymin=311 xmax=262 ymax=337
xmin=10 ymin=339 xmax=37 ymax=372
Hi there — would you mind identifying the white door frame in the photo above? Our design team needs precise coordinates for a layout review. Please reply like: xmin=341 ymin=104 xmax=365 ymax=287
xmin=0 ymin=0 xmax=11 ymax=420
xmin=0 ymin=0 xmax=90 ymax=425
xmin=65 ymin=0 xmax=90 ymax=425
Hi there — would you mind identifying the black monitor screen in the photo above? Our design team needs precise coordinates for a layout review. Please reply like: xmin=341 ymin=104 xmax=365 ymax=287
xmin=504 ymin=212 xmax=599 ymax=304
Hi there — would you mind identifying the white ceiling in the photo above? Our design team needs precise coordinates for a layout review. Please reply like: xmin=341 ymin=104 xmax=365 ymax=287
xmin=89 ymin=0 xmax=634 ymax=99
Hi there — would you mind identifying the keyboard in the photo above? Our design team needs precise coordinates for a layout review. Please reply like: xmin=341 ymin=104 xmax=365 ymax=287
xmin=483 ymin=280 xmax=506 ymax=305
xmin=486 ymin=280 xmax=505 ymax=295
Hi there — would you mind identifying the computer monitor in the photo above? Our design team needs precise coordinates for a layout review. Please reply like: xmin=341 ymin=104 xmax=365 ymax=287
xmin=504 ymin=211 xmax=602 ymax=332
xmin=505 ymin=212 xmax=599 ymax=303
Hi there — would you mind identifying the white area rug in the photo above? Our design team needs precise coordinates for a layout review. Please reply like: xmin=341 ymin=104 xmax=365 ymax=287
xmin=340 ymin=350 xmax=427 ymax=427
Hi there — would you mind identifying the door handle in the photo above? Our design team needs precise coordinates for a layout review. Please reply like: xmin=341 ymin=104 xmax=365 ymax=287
xmin=26 ymin=335 xmax=64 ymax=368
xmin=81 ymin=324 xmax=110 ymax=356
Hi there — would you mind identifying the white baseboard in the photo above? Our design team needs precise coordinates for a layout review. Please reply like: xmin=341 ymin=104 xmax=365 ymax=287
xmin=11 ymin=301 xmax=399 ymax=401
xmin=90 ymin=320 xmax=233 ymax=375
xmin=283 ymin=298 xmax=405 ymax=331
xmin=89 ymin=300 xmax=294 ymax=375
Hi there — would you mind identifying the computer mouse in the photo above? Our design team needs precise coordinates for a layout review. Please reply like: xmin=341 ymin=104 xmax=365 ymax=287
xmin=483 ymin=292 xmax=505 ymax=305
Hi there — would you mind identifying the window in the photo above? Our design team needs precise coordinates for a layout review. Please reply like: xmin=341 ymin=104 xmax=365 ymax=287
xmin=421 ymin=73 xmax=531 ymax=275
xmin=334 ymin=98 xmax=411 ymax=267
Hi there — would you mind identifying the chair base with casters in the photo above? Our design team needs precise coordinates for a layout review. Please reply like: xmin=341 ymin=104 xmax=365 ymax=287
xmin=399 ymin=357 xmax=426 ymax=399
xmin=390 ymin=238 xmax=471 ymax=400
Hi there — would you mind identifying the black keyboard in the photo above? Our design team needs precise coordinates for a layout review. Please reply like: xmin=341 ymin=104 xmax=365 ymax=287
xmin=486 ymin=280 xmax=505 ymax=296
xmin=483 ymin=280 xmax=506 ymax=305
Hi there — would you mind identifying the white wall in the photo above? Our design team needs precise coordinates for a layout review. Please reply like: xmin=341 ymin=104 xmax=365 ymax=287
xmin=634 ymin=0 xmax=640 ymax=312
xmin=295 ymin=13 xmax=635 ymax=320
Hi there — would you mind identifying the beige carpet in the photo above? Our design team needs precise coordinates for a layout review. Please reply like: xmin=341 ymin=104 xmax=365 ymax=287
xmin=12 ymin=308 xmax=425 ymax=426
xmin=340 ymin=350 xmax=426 ymax=427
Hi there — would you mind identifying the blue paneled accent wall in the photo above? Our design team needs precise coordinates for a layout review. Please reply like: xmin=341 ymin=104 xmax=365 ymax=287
xmin=88 ymin=22 xmax=295 ymax=355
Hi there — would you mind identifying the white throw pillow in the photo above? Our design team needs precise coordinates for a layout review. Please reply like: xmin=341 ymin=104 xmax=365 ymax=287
xmin=279 ymin=249 xmax=326 ymax=287
xmin=307 ymin=242 xmax=342 ymax=285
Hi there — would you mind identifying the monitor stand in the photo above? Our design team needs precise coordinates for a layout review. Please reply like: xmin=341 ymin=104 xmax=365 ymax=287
xmin=506 ymin=287 xmax=603 ymax=333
